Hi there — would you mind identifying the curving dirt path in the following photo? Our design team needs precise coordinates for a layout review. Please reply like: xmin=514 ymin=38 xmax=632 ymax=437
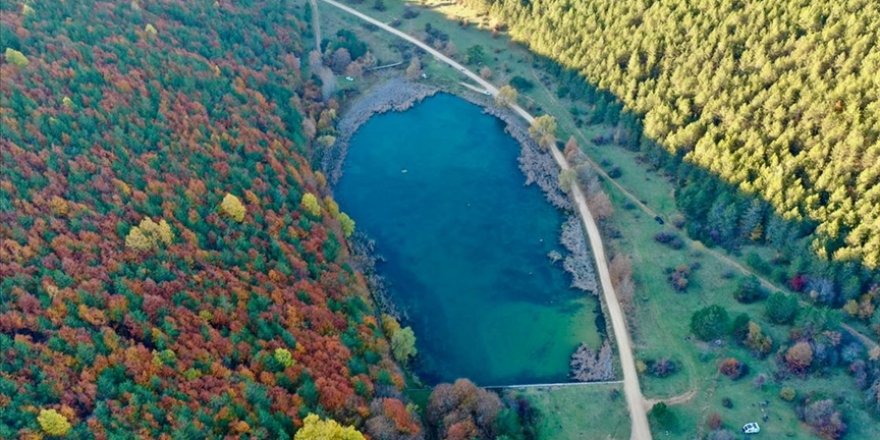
xmin=644 ymin=389 xmax=697 ymax=408
xmin=316 ymin=1 xmax=652 ymax=438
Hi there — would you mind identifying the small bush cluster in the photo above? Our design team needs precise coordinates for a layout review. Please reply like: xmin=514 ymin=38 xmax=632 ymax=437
xmin=666 ymin=264 xmax=693 ymax=292
xmin=718 ymin=358 xmax=748 ymax=380
xmin=733 ymin=276 xmax=768 ymax=304
xmin=644 ymin=357 xmax=678 ymax=378
xmin=654 ymin=231 xmax=684 ymax=250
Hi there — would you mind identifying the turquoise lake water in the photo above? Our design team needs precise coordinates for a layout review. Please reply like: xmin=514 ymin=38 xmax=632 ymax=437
xmin=336 ymin=94 xmax=600 ymax=386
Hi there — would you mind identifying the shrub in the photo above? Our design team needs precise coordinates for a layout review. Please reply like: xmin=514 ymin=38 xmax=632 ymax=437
xmin=734 ymin=276 xmax=768 ymax=303
xmin=705 ymin=412 xmax=722 ymax=430
xmin=779 ymin=387 xmax=797 ymax=401
xmin=690 ymin=305 xmax=729 ymax=341
xmin=667 ymin=264 xmax=691 ymax=292
xmin=766 ymin=292 xmax=799 ymax=324
xmin=731 ymin=313 xmax=752 ymax=343
xmin=402 ymin=7 xmax=419 ymax=19
xmin=718 ymin=358 xmax=747 ymax=380
xmin=645 ymin=357 xmax=678 ymax=378
xmin=648 ymin=402 xmax=678 ymax=431
xmin=802 ymin=399 xmax=847 ymax=440
xmin=509 ymin=75 xmax=534 ymax=91
xmin=654 ymin=231 xmax=684 ymax=250
xmin=745 ymin=322 xmax=773 ymax=357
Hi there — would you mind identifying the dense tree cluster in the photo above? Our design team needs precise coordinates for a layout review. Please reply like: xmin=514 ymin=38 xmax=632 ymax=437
xmin=425 ymin=379 xmax=531 ymax=440
xmin=0 ymin=0 xmax=418 ymax=437
xmin=461 ymin=0 xmax=880 ymax=270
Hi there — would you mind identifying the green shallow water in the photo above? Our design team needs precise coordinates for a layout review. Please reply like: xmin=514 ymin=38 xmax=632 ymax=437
xmin=336 ymin=94 xmax=600 ymax=386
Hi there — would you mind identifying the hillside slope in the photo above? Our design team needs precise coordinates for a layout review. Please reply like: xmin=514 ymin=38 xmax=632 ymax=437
xmin=0 ymin=0 xmax=418 ymax=437
xmin=465 ymin=0 xmax=879 ymax=269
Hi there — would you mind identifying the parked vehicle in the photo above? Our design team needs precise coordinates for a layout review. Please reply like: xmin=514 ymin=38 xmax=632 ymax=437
xmin=742 ymin=422 xmax=760 ymax=434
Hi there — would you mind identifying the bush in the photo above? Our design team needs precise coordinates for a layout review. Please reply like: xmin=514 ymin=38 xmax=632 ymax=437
xmin=779 ymin=387 xmax=797 ymax=401
xmin=734 ymin=276 xmax=768 ymax=304
xmin=766 ymin=292 xmax=799 ymax=324
xmin=731 ymin=313 xmax=752 ymax=343
xmin=667 ymin=265 xmax=691 ymax=292
xmin=690 ymin=305 xmax=730 ymax=341
xmin=801 ymin=399 xmax=847 ymax=440
xmin=402 ymin=7 xmax=419 ymax=19
xmin=645 ymin=357 xmax=678 ymax=378
xmin=509 ymin=75 xmax=534 ymax=91
xmin=648 ymin=402 xmax=678 ymax=431
xmin=654 ymin=231 xmax=684 ymax=250
xmin=718 ymin=358 xmax=747 ymax=380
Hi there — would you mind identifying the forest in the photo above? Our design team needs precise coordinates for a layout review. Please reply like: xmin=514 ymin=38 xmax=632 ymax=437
xmin=459 ymin=0 xmax=879 ymax=271
xmin=0 ymin=0 xmax=426 ymax=437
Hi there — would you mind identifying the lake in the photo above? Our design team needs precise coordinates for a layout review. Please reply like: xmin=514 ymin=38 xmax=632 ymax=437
xmin=336 ymin=94 xmax=600 ymax=386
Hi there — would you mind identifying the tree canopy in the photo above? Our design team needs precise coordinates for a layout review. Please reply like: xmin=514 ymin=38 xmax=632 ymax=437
xmin=0 ymin=0 xmax=418 ymax=437
xmin=466 ymin=0 xmax=880 ymax=270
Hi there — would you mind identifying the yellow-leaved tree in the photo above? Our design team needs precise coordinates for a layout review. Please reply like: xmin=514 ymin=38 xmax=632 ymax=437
xmin=273 ymin=348 xmax=294 ymax=368
xmin=125 ymin=217 xmax=173 ymax=251
xmin=528 ymin=115 xmax=557 ymax=149
xmin=495 ymin=85 xmax=518 ymax=107
xmin=301 ymin=193 xmax=321 ymax=217
xmin=38 ymin=409 xmax=71 ymax=437
xmin=220 ymin=193 xmax=246 ymax=222
xmin=5 ymin=48 xmax=29 ymax=67
xmin=337 ymin=213 xmax=355 ymax=237
xmin=294 ymin=414 xmax=365 ymax=440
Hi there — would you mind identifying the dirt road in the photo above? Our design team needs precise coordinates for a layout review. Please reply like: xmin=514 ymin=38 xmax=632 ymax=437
xmin=308 ymin=0 xmax=322 ymax=53
xmin=316 ymin=0 xmax=653 ymax=438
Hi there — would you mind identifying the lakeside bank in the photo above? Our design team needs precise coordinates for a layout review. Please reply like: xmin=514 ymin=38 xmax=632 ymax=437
xmin=326 ymin=75 xmax=608 ymax=385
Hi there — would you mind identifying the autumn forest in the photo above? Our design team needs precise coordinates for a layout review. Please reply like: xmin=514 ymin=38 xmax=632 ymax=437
xmin=0 ymin=0 xmax=421 ymax=437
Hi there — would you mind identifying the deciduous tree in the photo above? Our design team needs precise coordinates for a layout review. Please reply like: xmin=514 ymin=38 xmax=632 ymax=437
xmin=528 ymin=115 xmax=557 ymax=149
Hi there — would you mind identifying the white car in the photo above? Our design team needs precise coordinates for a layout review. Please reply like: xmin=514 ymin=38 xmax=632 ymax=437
xmin=742 ymin=422 xmax=760 ymax=434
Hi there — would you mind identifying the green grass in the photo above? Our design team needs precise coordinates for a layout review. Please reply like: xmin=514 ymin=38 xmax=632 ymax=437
xmin=510 ymin=384 xmax=630 ymax=440
xmin=316 ymin=1 xmax=880 ymax=438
